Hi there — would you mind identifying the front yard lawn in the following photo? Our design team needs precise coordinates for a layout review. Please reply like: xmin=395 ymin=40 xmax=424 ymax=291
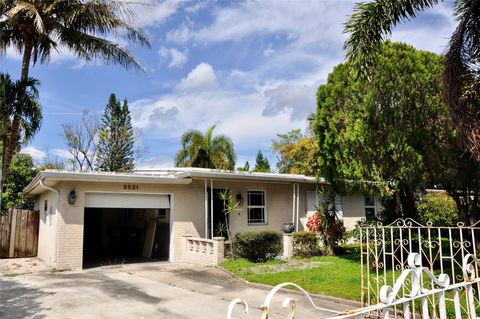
xmin=222 ymin=245 xmax=363 ymax=301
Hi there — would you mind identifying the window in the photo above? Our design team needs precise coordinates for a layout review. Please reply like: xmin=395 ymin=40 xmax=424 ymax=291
xmin=364 ymin=193 xmax=376 ymax=220
xmin=247 ymin=190 xmax=266 ymax=224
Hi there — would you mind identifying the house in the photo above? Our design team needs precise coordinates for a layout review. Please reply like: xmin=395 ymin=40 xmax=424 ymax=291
xmin=23 ymin=168 xmax=381 ymax=270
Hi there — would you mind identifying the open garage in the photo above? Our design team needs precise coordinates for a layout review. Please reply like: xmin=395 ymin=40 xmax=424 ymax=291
xmin=82 ymin=193 xmax=171 ymax=268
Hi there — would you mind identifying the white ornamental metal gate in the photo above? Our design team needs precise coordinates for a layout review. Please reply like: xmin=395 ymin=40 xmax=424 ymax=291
xmin=360 ymin=218 xmax=480 ymax=315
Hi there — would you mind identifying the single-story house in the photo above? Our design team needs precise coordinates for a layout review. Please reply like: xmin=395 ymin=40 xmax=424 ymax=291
xmin=23 ymin=168 xmax=381 ymax=270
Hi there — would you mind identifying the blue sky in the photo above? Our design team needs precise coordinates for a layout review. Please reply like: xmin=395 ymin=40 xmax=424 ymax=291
xmin=0 ymin=0 xmax=456 ymax=170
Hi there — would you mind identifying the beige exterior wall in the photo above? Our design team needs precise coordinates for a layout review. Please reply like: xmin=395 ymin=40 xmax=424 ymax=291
xmin=35 ymin=189 xmax=60 ymax=266
xmin=341 ymin=191 xmax=382 ymax=230
xmin=298 ymin=185 xmax=381 ymax=231
xmin=211 ymin=180 xmax=294 ymax=235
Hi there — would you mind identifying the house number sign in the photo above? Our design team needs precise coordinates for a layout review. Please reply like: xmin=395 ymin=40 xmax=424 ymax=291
xmin=123 ymin=184 xmax=139 ymax=190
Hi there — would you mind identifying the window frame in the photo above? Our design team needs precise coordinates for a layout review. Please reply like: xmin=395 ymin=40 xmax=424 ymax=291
xmin=247 ymin=189 xmax=267 ymax=225
xmin=364 ymin=193 xmax=376 ymax=219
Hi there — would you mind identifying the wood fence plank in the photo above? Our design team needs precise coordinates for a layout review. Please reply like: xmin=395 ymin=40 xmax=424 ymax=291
xmin=18 ymin=209 xmax=27 ymax=257
xmin=9 ymin=209 xmax=16 ymax=257
xmin=25 ymin=211 xmax=39 ymax=256
xmin=1 ymin=209 xmax=39 ymax=258
xmin=0 ymin=211 xmax=11 ymax=257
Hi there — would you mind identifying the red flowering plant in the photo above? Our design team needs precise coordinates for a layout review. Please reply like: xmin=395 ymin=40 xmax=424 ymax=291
xmin=306 ymin=213 xmax=321 ymax=231
xmin=307 ymin=191 xmax=346 ymax=256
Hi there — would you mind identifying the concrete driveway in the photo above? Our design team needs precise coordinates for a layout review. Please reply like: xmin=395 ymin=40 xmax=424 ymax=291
xmin=0 ymin=262 xmax=359 ymax=318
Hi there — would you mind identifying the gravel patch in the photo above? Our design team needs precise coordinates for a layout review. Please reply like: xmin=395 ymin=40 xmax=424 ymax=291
xmin=249 ymin=260 xmax=333 ymax=274
xmin=0 ymin=258 xmax=53 ymax=276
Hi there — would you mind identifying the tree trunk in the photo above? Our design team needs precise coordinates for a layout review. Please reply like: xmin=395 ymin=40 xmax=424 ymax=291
xmin=399 ymin=184 xmax=416 ymax=219
xmin=2 ymin=41 xmax=33 ymax=186
xmin=0 ymin=137 xmax=7 ymax=212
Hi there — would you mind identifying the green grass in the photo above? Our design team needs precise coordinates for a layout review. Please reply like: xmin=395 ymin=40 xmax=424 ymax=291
xmin=222 ymin=245 xmax=476 ymax=318
xmin=222 ymin=245 xmax=363 ymax=300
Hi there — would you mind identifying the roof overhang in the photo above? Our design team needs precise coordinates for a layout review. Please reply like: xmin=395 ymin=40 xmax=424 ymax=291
xmin=135 ymin=168 xmax=323 ymax=184
xmin=24 ymin=170 xmax=192 ymax=196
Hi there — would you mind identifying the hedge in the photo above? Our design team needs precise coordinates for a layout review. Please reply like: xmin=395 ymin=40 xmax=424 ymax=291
xmin=293 ymin=231 xmax=321 ymax=258
xmin=234 ymin=230 xmax=282 ymax=262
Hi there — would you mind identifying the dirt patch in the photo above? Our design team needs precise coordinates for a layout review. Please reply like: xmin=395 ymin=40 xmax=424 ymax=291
xmin=0 ymin=258 xmax=53 ymax=276
xmin=248 ymin=260 xmax=333 ymax=274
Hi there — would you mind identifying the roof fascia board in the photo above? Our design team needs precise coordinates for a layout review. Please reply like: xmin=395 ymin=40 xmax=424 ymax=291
xmin=24 ymin=171 xmax=192 ymax=195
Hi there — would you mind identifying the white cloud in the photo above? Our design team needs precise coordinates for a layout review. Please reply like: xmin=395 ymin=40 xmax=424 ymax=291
xmin=135 ymin=155 xmax=174 ymax=169
xmin=159 ymin=47 xmax=188 ymax=68
xmin=52 ymin=148 xmax=72 ymax=160
xmin=263 ymin=83 xmax=318 ymax=121
xmin=184 ymin=1 xmax=209 ymax=14
xmin=263 ymin=43 xmax=275 ymax=57
xmin=175 ymin=62 xmax=218 ymax=92
xmin=166 ymin=22 xmax=193 ymax=44
xmin=130 ymin=83 xmax=306 ymax=156
xmin=21 ymin=146 xmax=46 ymax=161
xmin=132 ymin=0 xmax=181 ymax=27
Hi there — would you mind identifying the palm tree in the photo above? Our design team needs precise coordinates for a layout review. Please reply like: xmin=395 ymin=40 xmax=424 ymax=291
xmin=344 ymin=0 xmax=480 ymax=161
xmin=175 ymin=125 xmax=237 ymax=170
xmin=0 ymin=73 xmax=42 ymax=211
xmin=0 ymin=0 xmax=150 ymax=179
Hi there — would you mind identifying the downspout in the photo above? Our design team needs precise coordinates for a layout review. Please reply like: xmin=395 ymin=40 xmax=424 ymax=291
xmin=204 ymin=179 xmax=208 ymax=238
xmin=292 ymin=183 xmax=297 ymax=227
xmin=39 ymin=178 xmax=60 ymax=264
xmin=295 ymin=183 xmax=300 ymax=231
xmin=210 ymin=179 xmax=214 ymax=239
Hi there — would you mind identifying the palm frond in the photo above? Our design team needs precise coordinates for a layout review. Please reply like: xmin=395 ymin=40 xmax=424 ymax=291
xmin=444 ymin=0 xmax=480 ymax=160
xmin=344 ymin=0 xmax=440 ymax=77
xmin=6 ymin=1 xmax=45 ymax=33
xmin=56 ymin=27 xmax=144 ymax=71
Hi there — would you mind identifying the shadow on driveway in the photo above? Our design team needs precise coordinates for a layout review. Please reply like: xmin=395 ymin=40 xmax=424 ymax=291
xmin=0 ymin=279 xmax=52 ymax=318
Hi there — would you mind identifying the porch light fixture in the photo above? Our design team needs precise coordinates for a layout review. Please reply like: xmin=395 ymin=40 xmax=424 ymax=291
xmin=68 ymin=189 xmax=77 ymax=205
xmin=236 ymin=193 xmax=243 ymax=206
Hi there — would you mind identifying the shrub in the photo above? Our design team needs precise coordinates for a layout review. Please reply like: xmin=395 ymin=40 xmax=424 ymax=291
xmin=417 ymin=193 xmax=459 ymax=226
xmin=293 ymin=231 xmax=321 ymax=258
xmin=234 ymin=230 xmax=282 ymax=262
xmin=346 ymin=219 xmax=379 ymax=242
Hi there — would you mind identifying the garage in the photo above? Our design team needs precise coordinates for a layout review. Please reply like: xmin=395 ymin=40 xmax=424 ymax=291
xmin=83 ymin=193 xmax=171 ymax=268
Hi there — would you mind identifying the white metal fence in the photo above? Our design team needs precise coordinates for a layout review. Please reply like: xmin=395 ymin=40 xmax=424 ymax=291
xmin=359 ymin=218 xmax=480 ymax=315
xmin=227 ymin=252 xmax=480 ymax=319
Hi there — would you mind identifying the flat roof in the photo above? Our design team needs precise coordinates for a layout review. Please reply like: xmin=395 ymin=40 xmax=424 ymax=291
xmin=135 ymin=167 xmax=321 ymax=183
xmin=24 ymin=168 xmax=322 ymax=195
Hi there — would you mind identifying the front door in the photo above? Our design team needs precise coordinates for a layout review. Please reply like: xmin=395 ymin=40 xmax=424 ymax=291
xmin=207 ymin=188 xmax=230 ymax=239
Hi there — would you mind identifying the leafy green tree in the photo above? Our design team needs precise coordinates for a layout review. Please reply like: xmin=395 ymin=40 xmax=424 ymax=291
xmin=2 ymin=153 xmax=38 ymax=209
xmin=237 ymin=161 xmax=250 ymax=172
xmin=417 ymin=193 xmax=459 ymax=226
xmin=0 ymin=73 xmax=41 ymax=211
xmin=96 ymin=94 xmax=135 ymax=172
xmin=175 ymin=125 xmax=236 ymax=170
xmin=0 ymin=0 xmax=150 ymax=184
xmin=314 ymin=42 xmax=452 ymax=217
xmin=253 ymin=151 xmax=271 ymax=173
xmin=272 ymin=129 xmax=319 ymax=176
xmin=344 ymin=0 xmax=480 ymax=161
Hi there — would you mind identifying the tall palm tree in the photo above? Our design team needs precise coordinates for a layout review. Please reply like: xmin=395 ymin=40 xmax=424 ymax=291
xmin=175 ymin=125 xmax=237 ymax=170
xmin=344 ymin=0 xmax=480 ymax=161
xmin=0 ymin=0 xmax=150 ymax=178
xmin=0 ymin=73 xmax=42 ymax=211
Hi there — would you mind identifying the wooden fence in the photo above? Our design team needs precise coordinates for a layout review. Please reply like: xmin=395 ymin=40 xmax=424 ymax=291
xmin=0 ymin=209 xmax=39 ymax=258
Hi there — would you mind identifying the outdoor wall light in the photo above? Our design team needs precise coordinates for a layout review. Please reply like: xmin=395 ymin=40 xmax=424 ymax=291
xmin=68 ymin=189 xmax=77 ymax=205
xmin=236 ymin=193 xmax=243 ymax=206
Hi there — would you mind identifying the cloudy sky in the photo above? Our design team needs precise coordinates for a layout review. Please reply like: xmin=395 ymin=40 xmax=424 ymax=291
xmin=0 ymin=0 xmax=456 ymax=170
